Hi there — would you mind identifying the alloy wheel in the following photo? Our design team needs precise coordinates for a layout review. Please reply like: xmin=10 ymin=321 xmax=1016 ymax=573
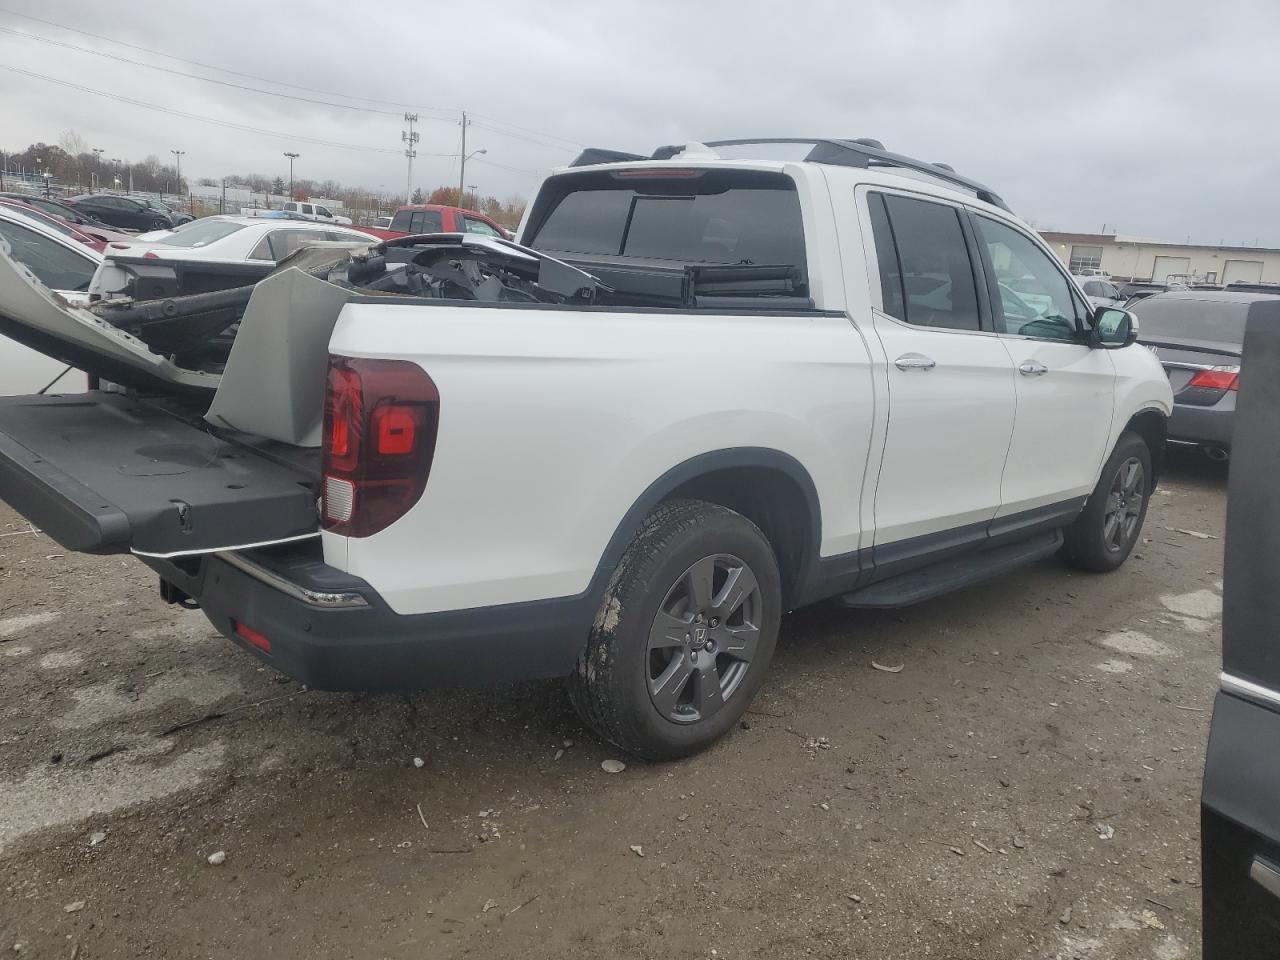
xmin=1102 ymin=457 xmax=1145 ymax=552
xmin=646 ymin=553 xmax=762 ymax=724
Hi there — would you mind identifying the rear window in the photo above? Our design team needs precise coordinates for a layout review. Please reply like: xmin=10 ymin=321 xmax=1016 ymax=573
xmin=159 ymin=219 xmax=247 ymax=248
xmin=1131 ymin=297 xmax=1251 ymax=343
xmin=390 ymin=210 xmax=443 ymax=233
xmin=527 ymin=171 xmax=805 ymax=267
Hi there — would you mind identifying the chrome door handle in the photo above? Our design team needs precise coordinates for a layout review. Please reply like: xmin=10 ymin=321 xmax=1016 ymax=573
xmin=894 ymin=353 xmax=936 ymax=371
xmin=1018 ymin=360 xmax=1049 ymax=376
xmin=1254 ymin=858 xmax=1280 ymax=902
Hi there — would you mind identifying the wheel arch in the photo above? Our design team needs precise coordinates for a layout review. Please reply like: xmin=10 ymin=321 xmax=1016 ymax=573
xmin=588 ymin=449 xmax=822 ymax=611
xmin=1123 ymin=407 xmax=1168 ymax=489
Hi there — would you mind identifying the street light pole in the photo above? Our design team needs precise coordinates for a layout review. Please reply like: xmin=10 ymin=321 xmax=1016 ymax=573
xmin=170 ymin=149 xmax=184 ymax=199
xmin=460 ymin=148 xmax=486 ymax=205
xmin=91 ymin=147 xmax=104 ymax=193
xmin=283 ymin=151 xmax=299 ymax=200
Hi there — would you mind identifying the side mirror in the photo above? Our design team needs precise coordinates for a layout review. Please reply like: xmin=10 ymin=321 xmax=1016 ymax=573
xmin=1090 ymin=306 xmax=1138 ymax=349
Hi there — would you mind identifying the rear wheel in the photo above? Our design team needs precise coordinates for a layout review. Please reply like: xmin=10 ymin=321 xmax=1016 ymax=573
xmin=568 ymin=499 xmax=781 ymax=760
xmin=1062 ymin=431 xmax=1152 ymax=572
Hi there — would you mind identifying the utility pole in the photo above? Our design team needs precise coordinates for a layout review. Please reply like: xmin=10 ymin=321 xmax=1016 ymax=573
xmin=283 ymin=151 xmax=299 ymax=200
xmin=402 ymin=113 xmax=419 ymax=202
xmin=170 ymin=149 xmax=184 ymax=198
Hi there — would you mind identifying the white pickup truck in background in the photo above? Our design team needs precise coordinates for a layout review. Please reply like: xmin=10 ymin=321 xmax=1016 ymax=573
xmin=0 ymin=137 xmax=1172 ymax=758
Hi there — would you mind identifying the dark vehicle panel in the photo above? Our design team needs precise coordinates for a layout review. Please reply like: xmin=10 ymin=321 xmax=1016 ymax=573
xmin=1202 ymin=299 xmax=1280 ymax=958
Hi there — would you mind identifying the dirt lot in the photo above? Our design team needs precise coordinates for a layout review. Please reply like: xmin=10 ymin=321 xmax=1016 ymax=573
xmin=0 ymin=452 xmax=1227 ymax=959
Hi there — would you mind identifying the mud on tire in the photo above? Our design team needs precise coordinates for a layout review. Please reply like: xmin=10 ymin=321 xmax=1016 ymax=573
xmin=567 ymin=499 xmax=781 ymax=760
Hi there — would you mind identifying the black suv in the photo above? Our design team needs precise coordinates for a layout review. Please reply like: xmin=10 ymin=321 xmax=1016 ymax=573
xmin=65 ymin=194 xmax=178 ymax=231
xmin=1201 ymin=298 xmax=1280 ymax=957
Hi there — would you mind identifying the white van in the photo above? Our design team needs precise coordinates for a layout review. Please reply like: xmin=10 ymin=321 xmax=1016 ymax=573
xmin=281 ymin=201 xmax=351 ymax=225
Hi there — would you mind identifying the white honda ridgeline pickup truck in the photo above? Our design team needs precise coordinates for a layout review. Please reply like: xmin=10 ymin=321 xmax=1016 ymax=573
xmin=0 ymin=138 xmax=1172 ymax=759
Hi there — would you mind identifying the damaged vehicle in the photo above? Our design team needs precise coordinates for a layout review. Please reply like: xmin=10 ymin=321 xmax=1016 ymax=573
xmin=0 ymin=138 xmax=1172 ymax=758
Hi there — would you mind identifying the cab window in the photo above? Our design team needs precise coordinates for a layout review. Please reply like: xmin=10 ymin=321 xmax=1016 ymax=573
xmin=974 ymin=215 xmax=1085 ymax=341
xmin=869 ymin=192 xmax=982 ymax=331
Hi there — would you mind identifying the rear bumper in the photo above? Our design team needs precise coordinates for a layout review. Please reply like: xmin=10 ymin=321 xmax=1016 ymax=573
xmin=1168 ymin=399 xmax=1234 ymax=447
xmin=142 ymin=543 xmax=591 ymax=691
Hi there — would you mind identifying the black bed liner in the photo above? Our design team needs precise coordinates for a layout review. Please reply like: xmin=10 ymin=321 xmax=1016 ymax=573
xmin=0 ymin=392 xmax=319 ymax=556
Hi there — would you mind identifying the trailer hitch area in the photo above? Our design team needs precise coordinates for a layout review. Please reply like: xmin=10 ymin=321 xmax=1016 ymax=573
xmin=159 ymin=578 xmax=200 ymax=609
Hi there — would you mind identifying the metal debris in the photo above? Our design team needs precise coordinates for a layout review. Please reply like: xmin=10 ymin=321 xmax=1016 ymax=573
xmin=601 ymin=759 xmax=626 ymax=774
xmin=871 ymin=660 xmax=905 ymax=673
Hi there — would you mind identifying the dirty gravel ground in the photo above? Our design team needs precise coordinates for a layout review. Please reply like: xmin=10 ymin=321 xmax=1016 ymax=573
xmin=0 ymin=452 xmax=1227 ymax=959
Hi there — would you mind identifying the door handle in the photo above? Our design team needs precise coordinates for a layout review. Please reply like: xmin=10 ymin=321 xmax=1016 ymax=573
xmin=1254 ymin=857 xmax=1280 ymax=902
xmin=895 ymin=353 xmax=936 ymax=372
xmin=1018 ymin=360 xmax=1049 ymax=377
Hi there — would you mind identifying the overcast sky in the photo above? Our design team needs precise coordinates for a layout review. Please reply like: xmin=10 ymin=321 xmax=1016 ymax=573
xmin=2 ymin=0 xmax=1278 ymax=244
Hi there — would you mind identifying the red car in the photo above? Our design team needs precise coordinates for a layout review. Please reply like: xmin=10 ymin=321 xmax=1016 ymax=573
xmin=0 ymin=198 xmax=108 ymax=253
xmin=352 ymin=204 xmax=513 ymax=243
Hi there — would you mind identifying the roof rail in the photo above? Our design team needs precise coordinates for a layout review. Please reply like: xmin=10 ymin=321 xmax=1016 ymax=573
xmin=567 ymin=138 xmax=1011 ymax=212
xmin=703 ymin=139 xmax=1011 ymax=212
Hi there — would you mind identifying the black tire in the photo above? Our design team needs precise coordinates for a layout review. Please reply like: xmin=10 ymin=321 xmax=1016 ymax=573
xmin=151 ymin=218 xmax=169 ymax=230
xmin=567 ymin=499 xmax=781 ymax=760
xmin=1062 ymin=431 xmax=1153 ymax=572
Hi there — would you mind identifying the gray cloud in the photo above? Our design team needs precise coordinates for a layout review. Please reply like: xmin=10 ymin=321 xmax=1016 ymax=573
xmin=2 ymin=0 xmax=1278 ymax=243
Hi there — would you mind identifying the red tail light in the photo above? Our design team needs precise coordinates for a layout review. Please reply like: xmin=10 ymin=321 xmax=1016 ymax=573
xmin=233 ymin=621 xmax=272 ymax=653
xmin=321 ymin=356 xmax=440 ymax=537
xmin=1187 ymin=368 xmax=1239 ymax=391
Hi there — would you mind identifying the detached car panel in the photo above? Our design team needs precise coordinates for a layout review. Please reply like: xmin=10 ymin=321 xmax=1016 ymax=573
xmin=1202 ymin=300 xmax=1280 ymax=958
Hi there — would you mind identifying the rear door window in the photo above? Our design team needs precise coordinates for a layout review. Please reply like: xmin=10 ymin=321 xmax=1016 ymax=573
xmin=409 ymin=210 xmax=443 ymax=233
xmin=528 ymin=171 xmax=806 ymax=269
xmin=871 ymin=193 xmax=982 ymax=331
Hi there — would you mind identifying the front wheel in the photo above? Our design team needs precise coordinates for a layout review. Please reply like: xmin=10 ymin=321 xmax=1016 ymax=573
xmin=150 ymin=218 xmax=169 ymax=230
xmin=1061 ymin=431 xmax=1152 ymax=572
xmin=567 ymin=499 xmax=781 ymax=760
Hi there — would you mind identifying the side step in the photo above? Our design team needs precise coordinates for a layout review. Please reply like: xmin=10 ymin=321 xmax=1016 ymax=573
xmin=839 ymin=530 xmax=1064 ymax=609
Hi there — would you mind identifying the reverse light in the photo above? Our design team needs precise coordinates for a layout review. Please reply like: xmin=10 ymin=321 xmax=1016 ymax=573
xmin=321 ymin=356 xmax=440 ymax=538
xmin=1187 ymin=367 xmax=1239 ymax=391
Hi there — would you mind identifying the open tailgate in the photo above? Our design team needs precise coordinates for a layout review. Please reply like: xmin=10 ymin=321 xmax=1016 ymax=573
xmin=0 ymin=392 xmax=319 ymax=557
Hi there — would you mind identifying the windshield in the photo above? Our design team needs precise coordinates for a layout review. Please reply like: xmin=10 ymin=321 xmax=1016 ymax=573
xmin=156 ymin=219 xmax=247 ymax=248
xmin=1131 ymin=296 xmax=1252 ymax=344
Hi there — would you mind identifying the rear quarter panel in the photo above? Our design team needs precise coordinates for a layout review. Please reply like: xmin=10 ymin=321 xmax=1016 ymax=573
xmin=324 ymin=302 xmax=875 ymax=615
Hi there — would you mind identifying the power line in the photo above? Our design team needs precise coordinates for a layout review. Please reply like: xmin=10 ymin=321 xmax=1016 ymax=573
xmin=0 ymin=64 xmax=458 ymax=156
xmin=0 ymin=5 xmax=458 ymax=114
xmin=469 ymin=119 xmax=581 ymax=154
xmin=0 ymin=7 xmax=583 ymax=150
xmin=472 ymin=155 xmax=541 ymax=176
xmin=0 ymin=25 xmax=423 ymax=119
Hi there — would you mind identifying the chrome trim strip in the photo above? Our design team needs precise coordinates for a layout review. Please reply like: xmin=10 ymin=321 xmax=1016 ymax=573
xmin=215 ymin=550 xmax=369 ymax=609
xmin=1221 ymin=672 xmax=1280 ymax=709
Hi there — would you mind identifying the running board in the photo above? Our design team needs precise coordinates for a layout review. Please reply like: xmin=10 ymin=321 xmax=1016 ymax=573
xmin=839 ymin=530 xmax=1063 ymax=609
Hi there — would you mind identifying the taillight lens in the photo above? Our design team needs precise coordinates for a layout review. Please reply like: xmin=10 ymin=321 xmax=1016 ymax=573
xmin=1187 ymin=367 xmax=1239 ymax=391
xmin=321 ymin=356 xmax=440 ymax=537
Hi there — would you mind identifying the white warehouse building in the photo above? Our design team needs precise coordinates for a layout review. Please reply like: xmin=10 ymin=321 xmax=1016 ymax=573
xmin=1040 ymin=231 xmax=1280 ymax=286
